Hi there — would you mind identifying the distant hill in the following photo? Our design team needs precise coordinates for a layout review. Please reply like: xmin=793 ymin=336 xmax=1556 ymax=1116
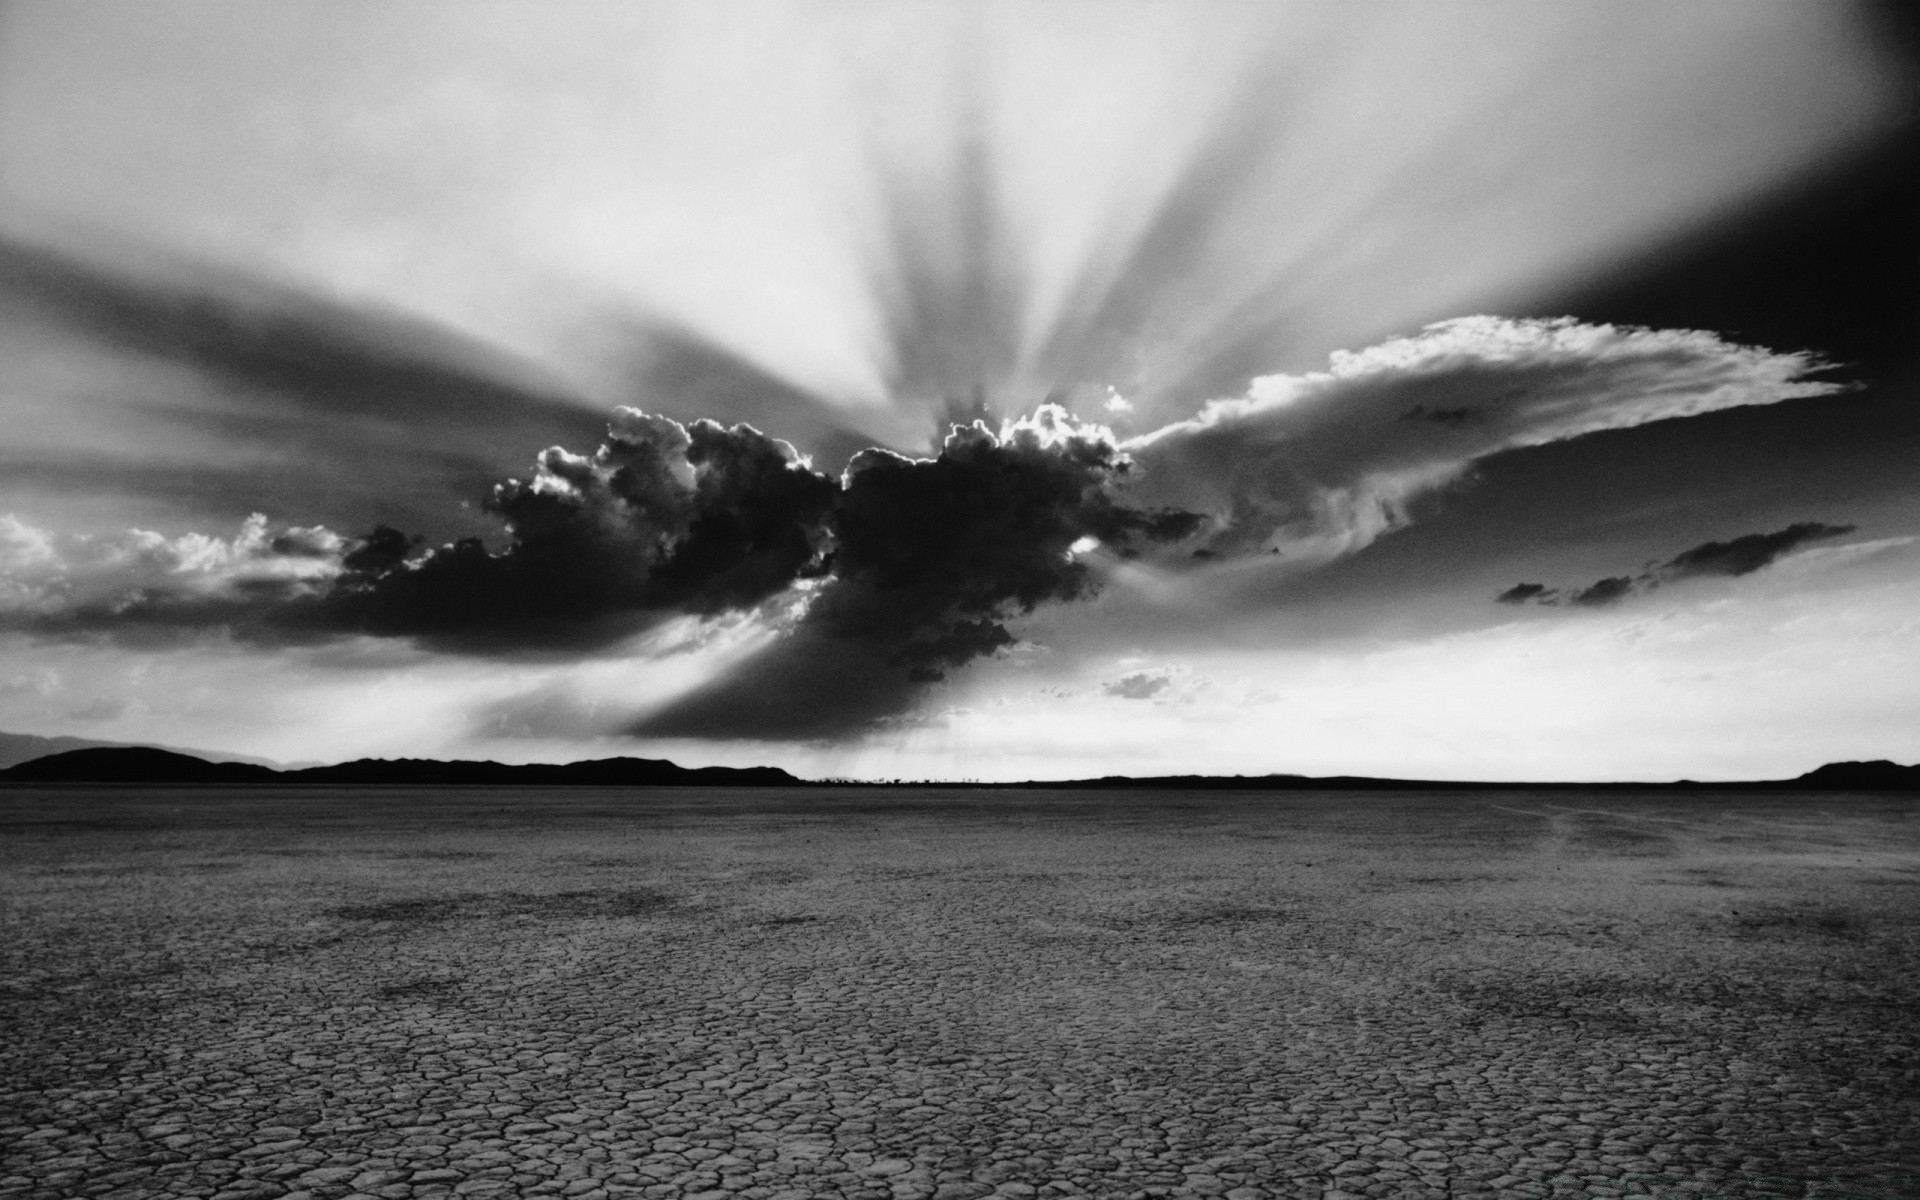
xmin=0 ymin=746 xmax=280 ymax=783
xmin=0 ymin=731 xmax=284 ymax=771
xmin=0 ymin=746 xmax=800 ymax=787
xmin=0 ymin=744 xmax=1913 ymax=790
xmin=1015 ymin=768 xmax=1920 ymax=791
xmin=1791 ymin=760 xmax=1920 ymax=790
xmin=0 ymin=731 xmax=121 ymax=769
xmin=290 ymin=756 xmax=800 ymax=787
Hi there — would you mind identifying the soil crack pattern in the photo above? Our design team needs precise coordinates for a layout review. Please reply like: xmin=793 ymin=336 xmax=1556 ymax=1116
xmin=2 ymin=786 xmax=1916 ymax=1199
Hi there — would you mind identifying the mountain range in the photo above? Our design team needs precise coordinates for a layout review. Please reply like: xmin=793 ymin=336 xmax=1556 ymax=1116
xmin=0 ymin=745 xmax=799 ymax=787
xmin=0 ymin=730 xmax=288 ymax=771
xmin=0 ymin=742 xmax=1915 ymax=790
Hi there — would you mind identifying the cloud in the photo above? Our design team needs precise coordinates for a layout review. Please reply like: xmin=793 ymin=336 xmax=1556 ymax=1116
xmin=1103 ymin=671 xmax=1173 ymax=700
xmin=1495 ymin=582 xmax=1557 ymax=606
xmin=1660 ymin=522 xmax=1857 ymax=581
xmin=1499 ymin=520 xmax=1859 ymax=608
xmin=2 ymin=404 xmax=1201 ymax=736
xmin=0 ymin=412 xmax=840 ymax=652
xmin=1568 ymin=576 xmax=1638 ymax=608
xmin=630 ymin=407 xmax=1203 ymax=738
xmin=1121 ymin=316 xmax=1845 ymax=563
xmin=0 ymin=513 xmax=344 ymax=642
xmin=0 ymin=316 xmax=1855 ymax=741
xmin=326 ymin=411 xmax=842 ymax=653
xmin=816 ymin=410 xmax=1199 ymax=679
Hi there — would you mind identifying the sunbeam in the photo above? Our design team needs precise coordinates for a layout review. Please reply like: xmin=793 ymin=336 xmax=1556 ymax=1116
xmin=0 ymin=0 xmax=1915 ymax=777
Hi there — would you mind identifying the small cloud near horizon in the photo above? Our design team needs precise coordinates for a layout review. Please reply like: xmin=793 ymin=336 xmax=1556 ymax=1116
xmin=1103 ymin=671 xmax=1174 ymax=700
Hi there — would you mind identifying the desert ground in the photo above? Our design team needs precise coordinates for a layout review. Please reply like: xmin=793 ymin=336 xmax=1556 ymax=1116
xmin=1 ymin=786 xmax=1915 ymax=1200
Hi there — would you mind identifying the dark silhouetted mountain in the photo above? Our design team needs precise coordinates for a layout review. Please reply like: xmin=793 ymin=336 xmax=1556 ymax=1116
xmin=1 ymin=747 xmax=280 ymax=783
xmin=0 ymin=730 xmax=285 ymax=771
xmin=288 ymin=757 xmax=800 ymax=787
xmin=1037 ymin=767 xmax=1917 ymax=791
xmin=1 ymin=745 xmax=1913 ymax=790
xmin=0 ymin=732 xmax=125 ymax=769
xmin=0 ymin=747 xmax=800 ymax=786
xmin=1791 ymin=761 xmax=1920 ymax=790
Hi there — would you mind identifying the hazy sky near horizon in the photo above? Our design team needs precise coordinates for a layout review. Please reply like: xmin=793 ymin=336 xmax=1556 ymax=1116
xmin=1 ymin=0 xmax=1916 ymax=779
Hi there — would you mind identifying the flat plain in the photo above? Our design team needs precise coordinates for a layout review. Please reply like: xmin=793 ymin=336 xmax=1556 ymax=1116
xmin=1 ymin=786 xmax=1916 ymax=1200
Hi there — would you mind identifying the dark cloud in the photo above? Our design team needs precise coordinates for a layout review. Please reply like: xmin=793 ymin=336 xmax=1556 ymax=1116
xmin=1400 ymin=404 xmax=1478 ymax=427
xmin=632 ymin=410 xmax=1203 ymax=738
xmin=1567 ymin=576 xmax=1636 ymax=608
xmin=339 ymin=526 xmax=418 ymax=576
xmin=1104 ymin=672 xmax=1173 ymax=700
xmin=818 ymin=416 xmax=1197 ymax=681
xmin=0 ymin=412 xmax=841 ymax=654
xmin=1495 ymin=582 xmax=1556 ymax=606
xmin=327 ymin=412 xmax=840 ymax=652
xmin=1499 ymin=521 xmax=1858 ymax=609
xmin=5 ymin=405 xmax=1202 ymax=733
xmin=1659 ymin=522 xmax=1857 ymax=581
xmin=647 ymin=419 xmax=844 ymax=614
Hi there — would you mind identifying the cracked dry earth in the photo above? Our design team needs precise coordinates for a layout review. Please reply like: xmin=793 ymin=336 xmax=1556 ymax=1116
xmin=2 ymin=788 xmax=1917 ymax=1200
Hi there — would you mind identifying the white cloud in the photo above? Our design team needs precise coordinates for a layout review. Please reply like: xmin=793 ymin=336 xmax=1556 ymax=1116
xmin=0 ymin=513 xmax=343 ymax=620
xmin=1121 ymin=317 xmax=1845 ymax=563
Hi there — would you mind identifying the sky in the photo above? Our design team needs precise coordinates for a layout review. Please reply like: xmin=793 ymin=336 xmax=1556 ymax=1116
xmin=0 ymin=0 xmax=1916 ymax=781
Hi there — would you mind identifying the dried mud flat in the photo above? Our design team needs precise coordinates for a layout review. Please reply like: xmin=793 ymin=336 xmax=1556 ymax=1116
xmin=1 ymin=786 xmax=1916 ymax=1200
